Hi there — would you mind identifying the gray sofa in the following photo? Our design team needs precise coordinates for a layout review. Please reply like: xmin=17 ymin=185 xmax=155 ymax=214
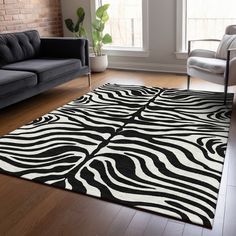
xmin=0 ymin=30 xmax=90 ymax=109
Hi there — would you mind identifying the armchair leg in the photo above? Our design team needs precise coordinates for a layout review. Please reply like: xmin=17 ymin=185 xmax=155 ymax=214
xmin=87 ymin=73 xmax=91 ymax=87
xmin=224 ymin=80 xmax=229 ymax=105
xmin=187 ymin=75 xmax=191 ymax=90
xmin=224 ymin=50 xmax=230 ymax=105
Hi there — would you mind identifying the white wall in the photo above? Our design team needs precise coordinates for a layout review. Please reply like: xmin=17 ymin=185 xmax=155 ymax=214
xmin=60 ymin=0 xmax=186 ymax=73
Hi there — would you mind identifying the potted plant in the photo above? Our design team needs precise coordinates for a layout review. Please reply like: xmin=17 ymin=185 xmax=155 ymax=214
xmin=65 ymin=7 xmax=87 ymax=38
xmin=90 ymin=4 xmax=112 ymax=72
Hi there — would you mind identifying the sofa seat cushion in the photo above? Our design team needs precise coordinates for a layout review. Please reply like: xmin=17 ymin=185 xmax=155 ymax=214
xmin=187 ymin=57 xmax=226 ymax=74
xmin=2 ymin=58 xmax=82 ymax=83
xmin=0 ymin=69 xmax=37 ymax=96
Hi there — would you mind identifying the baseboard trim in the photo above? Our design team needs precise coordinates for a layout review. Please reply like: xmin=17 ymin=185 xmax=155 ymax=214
xmin=108 ymin=61 xmax=187 ymax=74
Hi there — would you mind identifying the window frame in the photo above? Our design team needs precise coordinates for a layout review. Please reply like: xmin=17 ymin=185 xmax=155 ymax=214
xmin=90 ymin=0 xmax=149 ymax=57
xmin=176 ymin=0 xmax=187 ymax=59
xmin=176 ymin=0 xmax=236 ymax=59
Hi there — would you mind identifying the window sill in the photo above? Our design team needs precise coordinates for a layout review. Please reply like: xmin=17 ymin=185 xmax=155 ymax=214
xmin=175 ymin=51 xmax=188 ymax=60
xmin=103 ymin=48 xmax=150 ymax=57
xmin=89 ymin=47 xmax=149 ymax=57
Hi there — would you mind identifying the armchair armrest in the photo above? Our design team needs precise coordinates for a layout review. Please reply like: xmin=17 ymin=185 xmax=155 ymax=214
xmin=40 ymin=37 xmax=89 ymax=67
xmin=228 ymin=47 xmax=236 ymax=52
xmin=188 ymin=49 xmax=216 ymax=58
xmin=188 ymin=39 xmax=221 ymax=54
xmin=188 ymin=39 xmax=221 ymax=42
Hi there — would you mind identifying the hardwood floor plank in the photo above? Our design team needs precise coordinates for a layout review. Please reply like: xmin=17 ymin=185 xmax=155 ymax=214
xmin=182 ymin=223 xmax=203 ymax=236
xmin=223 ymin=186 xmax=236 ymax=236
xmin=214 ymin=193 xmax=226 ymax=219
xmin=143 ymin=215 xmax=168 ymax=236
xmin=25 ymin=196 xmax=82 ymax=236
xmin=104 ymin=206 xmax=136 ymax=236
xmin=26 ymin=192 xmax=118 ymax=236
xmin=6 ymin=189 xmax=68 ymax=236
xmin=69 ymin=193 xmax=106 ymax=216
xmin=44 ymin=209 xmax=89 ymax=236
xmin=202 ymin=216 xmax=224 ymax=236
xmin=202 ymin=188 xmax=226 ymax=236
xmin=218 ymin=153 xmax=229 ymax=196
xmin=227 ymin=158 xmax=236 ymax=187
xmin=123 ymin=211 xmax=152 ymax=236
xmin=69 ymin=198 xmax=121 ymax=236
xmin=86 ymin=202 xmax=122 ymax=236
xmin=226 ymin=104 xmax=236 ymax=187
xmin=0 ymin=180 xmax=51 ymax=234
xmin=162 ymin=221 xmax=185 ymax=236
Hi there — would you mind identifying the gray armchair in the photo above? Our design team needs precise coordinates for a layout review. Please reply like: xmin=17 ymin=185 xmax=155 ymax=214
xmin=187 ymin=25 xmax=236 ymax=104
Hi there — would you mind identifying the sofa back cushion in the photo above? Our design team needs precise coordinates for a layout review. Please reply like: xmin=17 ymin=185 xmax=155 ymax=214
xmin=0 ymin=30 xmax=41 ymax=67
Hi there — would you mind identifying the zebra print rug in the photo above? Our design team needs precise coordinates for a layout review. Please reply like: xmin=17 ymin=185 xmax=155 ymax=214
xmin=0 ymin=84 xmax=233 ymax=228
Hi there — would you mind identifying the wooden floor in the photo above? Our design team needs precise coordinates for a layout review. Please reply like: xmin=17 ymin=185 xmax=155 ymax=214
xmin=0 ymin=69 xmax=236 ymax=236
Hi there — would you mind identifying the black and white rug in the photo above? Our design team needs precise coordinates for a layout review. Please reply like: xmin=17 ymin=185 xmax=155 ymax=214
xmin=0 ymin=84 xmax=233 ymax=228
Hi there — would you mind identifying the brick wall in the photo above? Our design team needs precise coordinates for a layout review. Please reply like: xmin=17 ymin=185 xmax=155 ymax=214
xmin=0 ymin=0 xmax=63 ymax=36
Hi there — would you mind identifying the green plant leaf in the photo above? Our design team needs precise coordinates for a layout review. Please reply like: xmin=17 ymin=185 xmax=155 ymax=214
xmin=77 ymin=7 xmax=85 ymax=18
xmin=74 ymin=32 xmax=80 ymax=38
xmin=79 ymin=27 xmax=87 ymax=37
xmin=74 ymin=21 xmax=81 ymax=33
xmin=65 ymin=19 xmax=75 ymax=32
xmin=92 ymin=31 xmax=100 ymax=43
xmin=99 ymin=22 xmax=105 ymax=32
xmin=77 ymin=8 xmax=85 ymax=24
xmin=92 ymin=20 xmax=104 ymax=32
xmin=92 ymin=4 xmax=112 ymax=55
xmin=96 ymin=4 xmax=110 ymax=19
xmin=101 ymin=12 xmax=109 ymax=22
xmin=92 ymin=19 xmax=100 ymax=30
xmin=102 ymin=33 xmax=112 ymax=44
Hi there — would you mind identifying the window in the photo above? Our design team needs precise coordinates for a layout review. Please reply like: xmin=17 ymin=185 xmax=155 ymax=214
xmin=91 ymin=0 xmax=149 ymax=56
xmin=176 ymin=0 xmax=236 ymax=58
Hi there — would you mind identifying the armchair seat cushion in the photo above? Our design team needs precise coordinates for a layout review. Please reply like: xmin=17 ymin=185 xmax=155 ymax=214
xmin=2 ymin=58 xmax=82 ymax=83
xmin=0 ymin=69 xmax=37 ymax=96
xmin=187 ymin=57 xmax=226 ymax=74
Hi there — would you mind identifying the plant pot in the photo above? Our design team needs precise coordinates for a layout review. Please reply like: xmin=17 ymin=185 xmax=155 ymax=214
xmin=90 ymin=54 xmax=108 ymax=72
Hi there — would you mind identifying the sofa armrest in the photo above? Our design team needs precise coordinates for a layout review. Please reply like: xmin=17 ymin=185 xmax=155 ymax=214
xmin=40 ymin=37 xmax=89 ymax=67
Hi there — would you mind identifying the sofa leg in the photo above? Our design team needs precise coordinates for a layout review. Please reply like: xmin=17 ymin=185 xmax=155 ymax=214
xmin=87 ymin=73 xmax=91 ymax=87
xmin=187 ymin=75 xmax=190 ymax=90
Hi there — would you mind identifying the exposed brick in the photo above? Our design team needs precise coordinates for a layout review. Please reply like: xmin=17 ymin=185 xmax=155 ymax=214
xmin=4 ymin=0 xmax=18 ymax=3
xmin=4 ymin=4 xmax=20 ymax=9
xmin=5 ymin=9 xmax=19 ymax=15
xmin=12 ymin=15 xmax=19 ymax=20
xmin=4 ymin=15 xmax=12 ymax=20
xmin=0 ymin=0 xmax=62 ymax=36
xmin=0 ymin=26 xmax=6 ymax=32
